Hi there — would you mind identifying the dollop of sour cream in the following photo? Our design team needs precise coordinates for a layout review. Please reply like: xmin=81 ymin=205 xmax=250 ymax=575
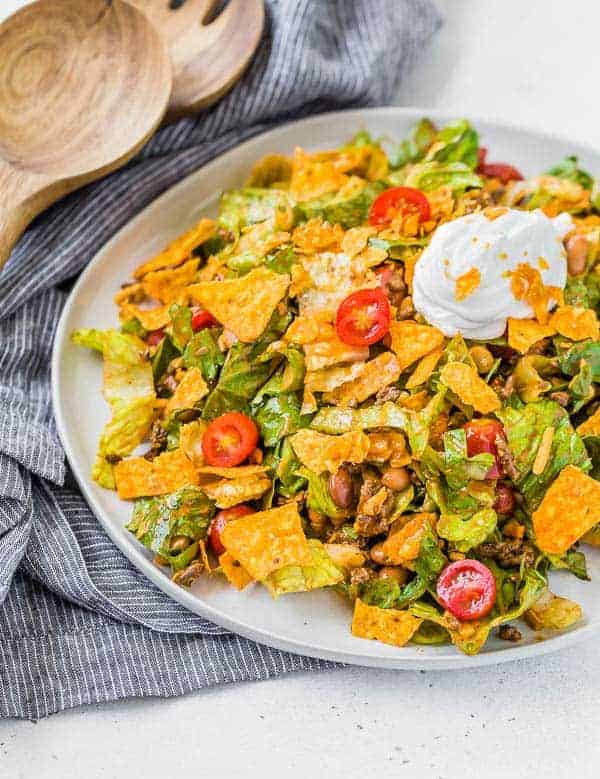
xmin=413 ymin=208 xmax=572 ymax=339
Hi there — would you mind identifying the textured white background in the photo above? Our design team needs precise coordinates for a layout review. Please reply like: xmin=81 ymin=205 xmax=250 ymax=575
xmin=2 ymin=1 xmax=600 ymax=777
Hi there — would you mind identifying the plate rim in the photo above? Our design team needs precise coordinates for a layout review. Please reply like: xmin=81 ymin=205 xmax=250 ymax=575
xmin=51 ymin=105 xmax=600 ymax=670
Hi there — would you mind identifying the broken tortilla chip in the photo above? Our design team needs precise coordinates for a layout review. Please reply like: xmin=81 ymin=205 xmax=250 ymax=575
xmin=120 ymin=303 xmax=171 ymax=332
xmin=201 ymin=474 xmax=272 ymax=509
xmin=134 ymin=218 xmax=216 ymax=279
xmin=382 ymin=513 xmax=436 ymax=566
xmin=305 ymin=362 xmax=367 ymax=394
xmin=351 ymin=599 xmax=422 ymax=647
xmin=165 ymin=368 xmax=209 ymax=416
xmin=188 ymin=267 xmax=290 ymax=343
xmin=405 ymin=347 xmax=443 ymax=389
xmin=221 ymin=502 xmax=312 ymax=580
xmin=577 ymin=407 xmax=600 ymax=437
xmin=302 ymin=323 xmax=369 ymax=371
xmin=550 ymin=305 xmax=599 ymax=341
xmin=218 ymin=552 xmax=254 ymax=590
xmin=196 ymin=465 xmax=269 ymax=481
xmin=114 ymin=449 xmax=198 ymax=499
xmin=179 ymin=419 xmax=207 ymax=466
xmin=141 ymin=258 xmax=199 ymax=304
xmin=323 ymin=352 xmax=401 ymax=406
xmin=389 ymin=321 xmax=445 ymax=371
xmin=440 ymin=361 xmax=500 ymax=413
xmin=532 ymin=465 xmax=600 ymax=554
xmin=507 ymin=318 xmax=556 ymax=354
xmin=290 ymin=429 xmax=370 ymax=474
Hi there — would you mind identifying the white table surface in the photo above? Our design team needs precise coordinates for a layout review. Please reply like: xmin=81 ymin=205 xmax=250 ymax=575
xmin=2 ymin=1 xmax=600 ymax=777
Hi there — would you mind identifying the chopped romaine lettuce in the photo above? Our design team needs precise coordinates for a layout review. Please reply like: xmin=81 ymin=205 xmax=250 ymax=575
xmin=546 ymin=156 xmax=593 ymax=190
xmin=263 ymin=539 xmax=343 ymax=596
xmin=183 ymin=328 xmax=225 ymax=384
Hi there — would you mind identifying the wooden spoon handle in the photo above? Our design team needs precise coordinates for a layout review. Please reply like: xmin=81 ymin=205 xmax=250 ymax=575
xmin=0 ymin=161 xmax=46 ymax=271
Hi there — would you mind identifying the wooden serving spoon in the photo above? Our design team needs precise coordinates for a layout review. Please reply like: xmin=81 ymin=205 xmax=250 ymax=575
xmin=0 ymin=0 xmax=173 ymax=271
xmin=129 ymin=0 xmax=265 ymax=120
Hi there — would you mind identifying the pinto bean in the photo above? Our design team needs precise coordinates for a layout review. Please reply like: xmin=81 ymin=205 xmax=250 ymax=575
xmin=381 ymin=467 xmax=410 ymax=491
xmin=565 ymin=234 xmax=589 ymax=276
xmin=328 ymin=466 xmax=355 ymax=508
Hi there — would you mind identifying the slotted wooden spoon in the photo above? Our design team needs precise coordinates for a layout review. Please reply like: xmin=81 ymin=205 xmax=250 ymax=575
xmin=0 ymin=0 xmax=265 ymax=271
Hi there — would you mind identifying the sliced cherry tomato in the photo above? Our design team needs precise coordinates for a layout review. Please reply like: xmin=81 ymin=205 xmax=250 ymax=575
xmin=192 ymin=309 xmax=218 ymax=331
xmin=436 ymin=559 xmax=497 ymax=621
xmin=464 ymin=419 xmax=506 ymax=479
xmin=368 ymin=186 xmax=431 ymax=226
xmin=335 ymin=288 xmax=391 ymax=346
xmin=202 ymin=412 xmax=259 ymax=467
xmin=209 ymin=504 xmax=254 ymax=556
xmin=477 ymin=148 xmax=523 ymax=184
xmin=494 ymin=484 xmax=516 ymax=515
xmin=147 ymin=328 xmax=165 ymax=347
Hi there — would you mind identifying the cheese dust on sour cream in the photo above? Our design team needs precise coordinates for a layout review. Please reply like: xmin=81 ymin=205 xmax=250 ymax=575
xmin=412 ymin=208 xmax=572 ymax=339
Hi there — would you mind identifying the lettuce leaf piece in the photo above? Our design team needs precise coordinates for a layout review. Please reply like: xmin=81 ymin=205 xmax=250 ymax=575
xmin=254 ymin=394 xmax=309 ymax=447
xmin=547 ymin=549 xmax=590 ymax=581
xmin=437 ymin=508 xmax=497 ymax=553
xmin=405 ymin=390 xmax=448 ymax=458
xmin=412 ymin=524 xmax=447 ymax=588
xmin=426 ymin=119 xmax=479 ymax=169
xmin=564 ymin=272 xmax=600 ymax=312
xmin=170 ymin=541 xmax=200 ymax=573
xmin=368 ymin=236 xmax=429 ymax=259
xmin=298 ymin=467 xmax=347 ymax=520
xmin=72 ymin=329 xmax=156 ymax=488
xmin=297 ymin=181 xmax=386 ymax=229
xmin=404 ymin=161 xmax=482 ymax=193
xmin=126 ymin=486 xmax=215 ymax=559
xmin=546 ymin=156 xmax=593 ymax=190
xmin=254 ymin=346 xmax=305 ymax=399
xmin=266 ymin=437 xmax=307 ymax=500
xmin=310 ymin=401 xmax=409 ymax=434
xmin=265 ymin=246 xmax=298 ymax=275
xmin=496 ymin=400 xmax=591 ymax=509
xmin=121 ymin=317 xmax=148 ymax=339
xmin=568 ymin=360 xmax=595 ymax=413
xmin=263 ymin=539 xmax=343 ymax=596
xmin=168 ymin=304 xmax=193 ymax=351
xmin=152 ymin=335 xmax=180 ymax=383
xmin=359 ymin=575 xmax=427 ymax=610
xmin=183 ymin=328 xmax=225 ymax=383
xmin=219 ymin=187 xmax=294 ymax=233
xmin=201 ymin=309 xmax=290 ymax=419
xmin=438 ymin=429 xmax=495 ymax=489
xmin=390 ymin=117 xmax=437 ymax=167
xmin=410 ymin=568 xmax=547 ymax=655
xmin=558 ymin=341 xmax=600 ymax=381
xmin=411 ymin=621 xmax=450 ymax=645
xmin=582 ymin=435 xmax=600 ymax=479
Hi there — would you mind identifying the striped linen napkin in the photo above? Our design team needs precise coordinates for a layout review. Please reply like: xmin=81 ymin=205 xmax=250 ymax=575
xmin=0 ymin=0 xmax=441 ymax=719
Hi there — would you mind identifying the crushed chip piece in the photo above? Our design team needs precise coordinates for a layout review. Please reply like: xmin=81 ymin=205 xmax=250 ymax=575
xmin=305 ymin=362 xmax=366 ymax=394
xmin=114 ymin=449 xmax=198 ymax=499
xmin=179 ymin=419 xmax=207 ymax=466
xmin=201 ymin=474 xmax=272 ymax=509
xmin=188 ymin=267 xmax=289 ymax=343
xmin=341 ymin=226 xmax=377 ymax=258
xmin=324 ymin=543 xmax=367 ymax=570
xmin=165 ymin=368 xmax=209 ymax=416
xmin=219 ymin=552 xmax=254 ymax=590
xmin=389 ymin=321 xmax=445 ymax=371
xmin=351 ymin=599 xmax=422 ymax=647
xmin=360 ymin=487 xmax=388 ymax=516
xmin=221 ymin=503 xmax=312 ymax=580
xmin=290 ymin=429 xmax=370 ymax=474
xmin=141 ymin=258 xmax=199 ymax=304
xmin=323 ymin=352 xmax=401 ymax=406
xmin=405 ymin=347 xmax=443 ymax=389
xmin=577 ymin=407 xmax=600 ymax=437
xmin=303 ymin=323 xmax=369 ymax=371
xmin=382 ymin=513 xmax=436 ymax=566
xmin=290 ymin=149 xmax=349 ymax=202
xmin=367 ymin=431 xmax=410 ymax=467
xmin=440 ymin=361 xmax=500 ymax=413
xmin=196 ymin=465 xmax=269 ymax=481
xmin=120 ymin=303 xmax=171 ymax=331
xmin=507 ymin=318 xmax=556 ymax=353
xmin=550 ymin=305 xmax=599 ymax=341
xmin=533 ymin=465 xmax=600 ymax=554
xmin=134 ymin=218 xmax=216 ymax=279
xmin=455 ymin=267 xmax=481 ymax=301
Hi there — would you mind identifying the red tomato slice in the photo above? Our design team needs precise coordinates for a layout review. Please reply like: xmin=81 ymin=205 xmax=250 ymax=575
xmin=192 ymin=309 xmax=218 ymax=331
xmin=335 ymin=288 xmax=391 ymax=346
xmin=147 ymin=328 xmax=165 ymax=347
xmin=202 ymin=412 xmax=259 ymax=467
xmin=494 ymin=484 xmax=516 ymax=515
xmin=436 ymin=559 xmax=497 ymax=621
xmin=477 ymin=148 xmax=523 ymax=184
xmin=209 ymin=504 xmax=254 ymax=556
xmin=464 ymin=419 xmax=506 ymax=479
xmin=368 ymin=186 xmax=431 ymax=226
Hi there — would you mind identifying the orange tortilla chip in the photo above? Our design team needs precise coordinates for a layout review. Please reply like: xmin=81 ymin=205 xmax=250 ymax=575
xmin=340 ymin=226 xmax=377 ymax=258
xmin=323 ymin=352 xmax=401 ymax=406
xmin=188 ymin=267 xmax=289 ymax=343
xmin=351 ymin=599 xmax=422 ymax=647
xmin=179 ymin=419 xmax=207 ymax=466
xmin=141 ymin=258 xmax=199 ymax=304
xmin=290 ymin=429 xmax=370 ymax=474
xmin=405 ymin=347 xmax=443 ymax=389
xmin=382 ymin=513 xmax=436 ymax=566
xmin=219 ymin=552 xmax=254 ymax=590
xmin=290 ymin=149 xmax=349 ymax=202
xmin=507 ymin=318 xmax=556 ymax=354
xmin=114 ymin=449 xmax=198 ymax=499
xmin=201 ymin=474 xmax=272 ymax=509
xmin=196 ymin=465 xmax=269 ymax=481
xmin=577 ymin=407 xmax=600 ymax=437
xmin=165 ymin=368 xmax=209 ymax=416
xmin=550 ymin=305 xmax=599 ymax=341
xmin=292 ymin=217 xmax=344 ymax=253
xmin=302 ymin=323 xmax=369 ymax=371
xmin=440 ymin=361 xmax=500 ymax=413
xmin=305 ymin=362 xmax=366 ymax=394
xmin=120 ymin=303 xmax=171 ymax=331
xmin=221 ymin=502 xmax=312 ymax=580
xmin=389 ymin=321 xmax=445 ymax=371
xmin=533 ymin=465 xmax=600 ymax=554
xmin=134 ymin=218 xmax=216 ymax=279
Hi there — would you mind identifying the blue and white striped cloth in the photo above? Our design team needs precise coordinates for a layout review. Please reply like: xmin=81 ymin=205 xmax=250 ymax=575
xmin=0 ymin=0 xmax=441 ymax=719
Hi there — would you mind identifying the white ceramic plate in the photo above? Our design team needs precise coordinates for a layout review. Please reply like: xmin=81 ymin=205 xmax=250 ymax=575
xmin=52 ymin=107 xmax=600 ymax=669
